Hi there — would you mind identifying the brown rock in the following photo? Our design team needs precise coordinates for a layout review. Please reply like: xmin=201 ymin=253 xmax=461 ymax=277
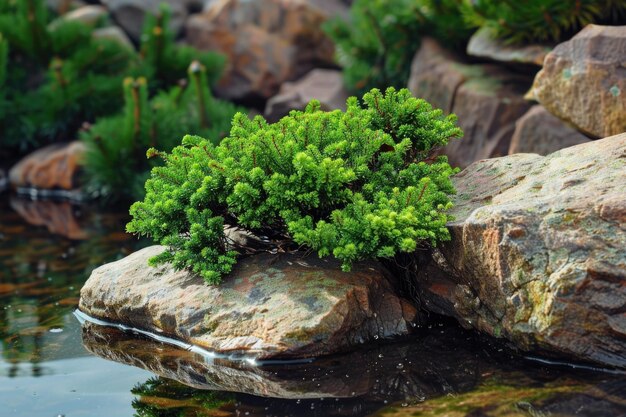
xmin=416 ymin=134 xmax=626 ymax=368
xmin=509 ymin=105 xmax=592 ymax=155
xmin=532 ymin=25 xmax=626 ymax=138
xmin=467 ymin=27 xmax=553 ymax=66
xmin=408 ymin=38 xmax=533 ymax=168
xmin=9 ymin=141 xmax=85 ymax=190
xmin=264 ymin=69 xmax=348 ymax=122
xmin=186 ymin=0 xmax=335 ymax=102
xmin=79 ymin=245 xmax=418 ymax=359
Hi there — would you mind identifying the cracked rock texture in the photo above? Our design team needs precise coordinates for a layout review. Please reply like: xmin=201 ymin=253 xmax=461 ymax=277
xmin=417 ymin=133 xmax=626 ymax=368
xmin=79 ymin=245 xmax=417 ymax=359
xmin=532 ymin=25 xmax=626 ymax=138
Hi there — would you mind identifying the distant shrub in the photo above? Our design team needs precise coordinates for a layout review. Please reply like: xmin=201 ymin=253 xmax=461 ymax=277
xmin=323 ymin=0 xmax=470 ymax=95
xmin=462 ymin=0 xmax=626 ymax=44
xmin=127 ymin=88 xmax=462 ymax=284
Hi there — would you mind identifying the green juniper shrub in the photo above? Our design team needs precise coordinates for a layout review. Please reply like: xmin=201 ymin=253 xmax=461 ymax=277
xmin=127 ymin=88 xmax=462 ymax=284
xmin=323 ymin=0 xmax=470 ymax=95
xmin=462 ymin=0 xmax=626 ymax=44
xmin=81 ymin=61 xmax=242 ymax=202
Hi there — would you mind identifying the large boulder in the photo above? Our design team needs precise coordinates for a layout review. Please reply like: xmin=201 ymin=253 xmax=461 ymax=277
xmin=8 ymin=141 xmax=85 ymax=191
xmin=532 ymin=25 xmax=626 ymax=138
xmin=79 ymin=245 xmax=418 ymax=359
xmin=508 ymin=105 xmax=592 ymax=155
xmin=408 ymin=38 xmax=532 ymax=168
xmin=186 ymin=0 xmax=335 ymax=103
xmin=417 ymin=134 xmax=626 ymax=368
xmin=264 ymin=69 xmax=348 ymax=122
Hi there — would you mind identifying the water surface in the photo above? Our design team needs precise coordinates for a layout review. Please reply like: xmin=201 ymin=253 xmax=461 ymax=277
xmin=1 ymin=196 xmax=624 ymax=417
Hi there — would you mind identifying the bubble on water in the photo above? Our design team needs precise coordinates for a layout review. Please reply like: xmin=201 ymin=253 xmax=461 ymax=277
xmin=378 ymin=353 xmax=384 ymax=358
xmin=401 ymin=403 xmax=408 ymax=407
xmin=396 ymin=363 xmax=404 ymax=369
xmin=49 ymin=328 xmax=63 ymax=333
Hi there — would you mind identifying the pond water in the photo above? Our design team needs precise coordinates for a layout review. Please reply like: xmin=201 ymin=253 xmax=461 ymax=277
xmin=1 ymin=195 xmax=625 ymax=417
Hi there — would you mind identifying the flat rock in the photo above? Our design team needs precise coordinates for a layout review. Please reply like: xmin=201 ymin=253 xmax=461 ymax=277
xmin=186 ymin=0 xmax=335 ymax=103
xmin=467 ymin=27 xmax=553 ymax=66
xmin=79 ymin=245 xmax=418 ymax=359
xmin=408 ymin=38 xmax=532 ymax=168
xmin=8 ymin=141 xmax=85 ymax=191
xmin=508 ymin=105 xmax=592 ymax=155
xmin=417 ymin=134 xmax=626 ymax=368
xmin=532 ymin=25 xmax=626 ymax=138
xmin=264 ymin=69 xmax=348 ymax=122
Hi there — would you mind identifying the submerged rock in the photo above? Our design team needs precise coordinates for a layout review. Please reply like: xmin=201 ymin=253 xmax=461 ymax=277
xmin=8 ymin=141 xmax=85 ymax=191
xmin=186 ymin=0 xmax=335 ymax=103
xmin=79 ymin=246 xmax=418 ymax=359
xmin=408 ymin=38 xmax=532 ymax=168
xmin=532 ymin=25 xmax=626 ymax=138
xmin=417 ymin=134 xmax=626 ymax=368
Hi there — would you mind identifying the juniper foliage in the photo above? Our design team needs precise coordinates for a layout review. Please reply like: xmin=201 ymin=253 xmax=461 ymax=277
xmin=127 ymin=88 xmax=462 ymax=284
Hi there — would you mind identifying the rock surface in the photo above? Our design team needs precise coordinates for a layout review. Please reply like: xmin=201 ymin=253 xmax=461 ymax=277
xmin=532 ymin=25 xmax=626 ymax=138
xmin=417 ymin=134 xmax=626 ymax=368
xmin=264 ymin=69 xmax=348 ymax=122
xmin=79 ymin=245 xmax=418 ymax=359
xmin=53 ymin=5 xmax=108 ymax=27
xmin=186 ymin=0 xmax=335 ymax=103
xmin=508 ymin=105 xmax=592 ymax=155
xmin=92 ymin=26 xmax=134 ymax=49
xmin=408 ymin=38 xmax=532 ymax=168
xmin=467 ymin=27 xmax=553 ymax=66
xmin=100 ymin=0 xmax=189 ymax=42
xmin=8 ymin=141 xmax=85 ymax=190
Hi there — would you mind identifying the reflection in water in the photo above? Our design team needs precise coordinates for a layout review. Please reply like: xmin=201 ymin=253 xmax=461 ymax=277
xmin=2 ymin=196 xmax=626 ymax=416
xmin=0 ymin=197 xmax=145 ymax=376
xmin=82 ymin=319 xmax=626 ymax=417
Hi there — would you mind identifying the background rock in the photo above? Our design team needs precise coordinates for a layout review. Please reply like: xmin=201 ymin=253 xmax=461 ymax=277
xmin=92 ymin=26 xmax=134 ymax=49
xmin=264 ymin=69 xmax=348 ymax=122
xmin=52 ymin=5 xmax=108 ymax=27
xmin=8 ymin=141 xmax=85 ymax=191
xmin=417 ymin=134 xmax=626 ymax=369
xmin=467 ymin=27 xmax=553 ymax=66
xmin=508 ymin=105 xmax=592 ymax=155
xmin=408 ymin=38 xmax=533 ymax=168
xmin=532 ymin=25 xmax=626 ymax=138
xmin=100 ymin=0 xmax=189 ymax=42
xmin=79 ymin=245 xmax=418 ymax=359
xmin=186 ymin=0 xmax=335 ymax=103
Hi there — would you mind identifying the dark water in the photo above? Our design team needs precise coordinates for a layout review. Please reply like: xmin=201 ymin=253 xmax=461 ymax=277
xmin=1 ymin=196 xmax=625 ymax=417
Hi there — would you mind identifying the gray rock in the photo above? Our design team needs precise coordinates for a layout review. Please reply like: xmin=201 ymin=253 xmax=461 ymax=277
xmin=467 ymin=27 xmax=553 ymax=66
xmin=79 ymin=245 xmax=418 ymax=360
xmin=52 ymin=5 xmax=108 ymax=28
xmin=92 ymin=26 xmax=134 ymax=49
xmin=100 ymin=0 xmax=189 ymax=42
xmin=416 ymin=134 xmax=626 ymax=368
xmin=264 ymin=69 xmax=348 ymax=122
xmin=509 ymin=105 xmax=592 ymax=155
xmin=532 ymin=25 xmax=626 ymax=138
